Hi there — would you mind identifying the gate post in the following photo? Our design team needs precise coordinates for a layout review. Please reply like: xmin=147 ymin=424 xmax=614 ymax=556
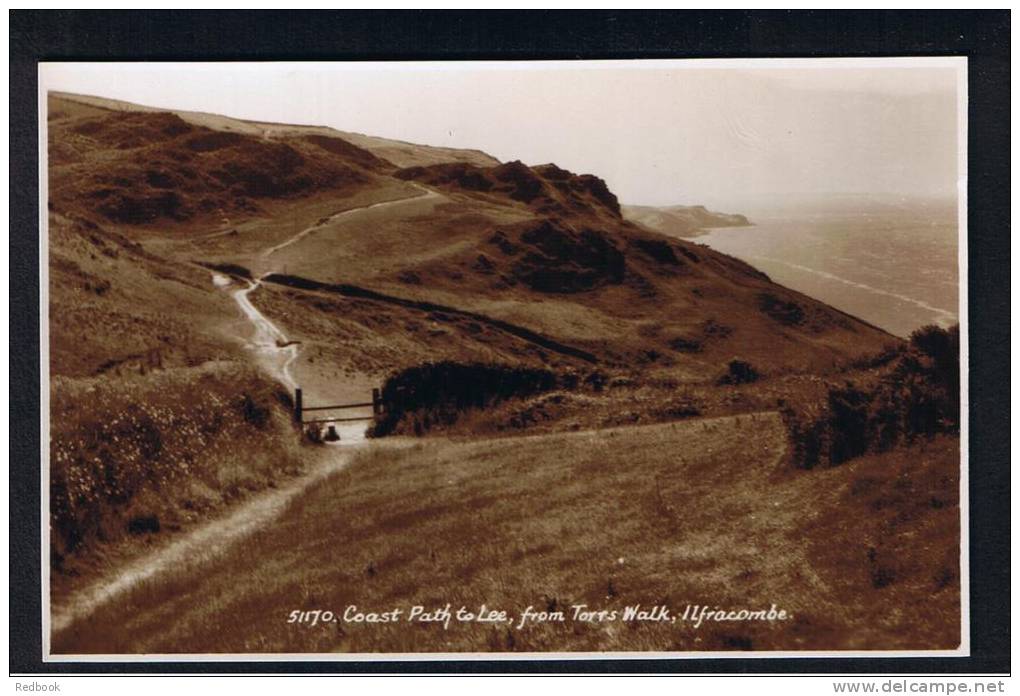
xmin=294 ymin=387 xmax=303 ymax=424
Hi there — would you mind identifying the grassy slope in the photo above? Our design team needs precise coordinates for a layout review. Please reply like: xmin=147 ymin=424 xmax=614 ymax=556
xmin=47 ymin=206 xmax=311 ymax=599
xmin=49 ymin=363 xmax=306 ymax=595
xmin=182 ymin=179 xmax=426 ymax=278
xmin=47 ymin=212 xmax=240 ymax=377
xmin=44 ymin=93 xmax=516 ymax=591
xmin=49 ymin=91 xmax=898 ymax=380
xmin=214 ymin=183 xmax=899 ymax=379
xmin=45 ymin=96 xmax=351 ymax=591
xmin=51 ymin=91 xmax=501 ymax=170
xmin=46 ymin=89 xmax=536 ymax=604
xmin=225 ymin=172 xmax=898 ymax=376
xmin=52 ymin=416 xmax=958 ymax=654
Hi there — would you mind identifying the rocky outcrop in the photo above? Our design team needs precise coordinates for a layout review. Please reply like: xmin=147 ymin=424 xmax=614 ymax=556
xmin=396 ymin=160 xmax=621 ymax=219
xmin=487 ymin=218 xmax=626 ymax=293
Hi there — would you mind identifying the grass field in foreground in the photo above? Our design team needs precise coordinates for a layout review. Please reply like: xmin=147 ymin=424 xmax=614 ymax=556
xmin=52 ymin=415 xmax=959 ymax=654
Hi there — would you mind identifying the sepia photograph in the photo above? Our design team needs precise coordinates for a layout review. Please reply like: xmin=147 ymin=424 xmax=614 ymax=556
xmin=39 ymin=57 xmax=968 ymax=659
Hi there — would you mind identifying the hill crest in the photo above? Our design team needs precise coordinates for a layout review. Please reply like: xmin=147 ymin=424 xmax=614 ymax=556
xmin=49 ymin=91 xmax=501 ymax=170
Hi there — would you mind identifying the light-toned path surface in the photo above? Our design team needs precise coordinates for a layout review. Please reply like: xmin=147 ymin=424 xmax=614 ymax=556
xmin=53 ymin=414 xmax=802 ymax=653
xmin=230 ymin=275 xmax=301 ymax=391
xmin=50 ymin=446 xmax=359 ymax=636
xmin=261 ymin=183 xmax=440 ymax=258
xmin=51 ymin=189 xmax=443 ymax=639
xmin=222 ymin=184 xmax=442 ymax=395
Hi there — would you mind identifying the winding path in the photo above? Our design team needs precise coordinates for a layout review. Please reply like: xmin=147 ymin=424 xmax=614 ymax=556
xmin=51 ymin=186 xmax=439 ymax=642
xmin=228 ymin=183 xmax=442 ymax=392
xmin=50 ymin=447 xmax=358 ymax=636
xmin=228 ymin=275 xmax=300 ymax=391
xmin=225 ymin=183 xmax=442 ymax=393
xmin=261 ymin=183 xmax=440 ymax=258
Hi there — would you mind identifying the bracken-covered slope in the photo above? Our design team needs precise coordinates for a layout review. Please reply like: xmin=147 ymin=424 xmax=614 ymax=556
xmin=50 ymin=91 xmax=500 ymax=172
xmin=48 ymin=93 xmax=397 ymax=228
xmin=354 ymin=158 xmax=900 ymax=375
xmin=49 ymin=91 xmax=900 ymax=385
xmin=48 ymin=89 xmax=899 ymax=381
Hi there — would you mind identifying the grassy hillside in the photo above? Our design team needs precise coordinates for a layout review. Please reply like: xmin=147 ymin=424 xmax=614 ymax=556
xmin=51 ymin=91 xmax=500 ymax=170
xmin=371 ymin=325 xmax=958 ymax=452
xmin=46 ymin=97 xmax=337 ymax=595
xmin=49 ymin=91 xmax=898 ymax=381
xmin=209 ymin=162 xmax=898 ymax=379
xmin=47 ymin=202 xmax=310 ymax=594
xmin=48 ymin=94 xmax=394 ymax=230
xmin=44 ymin=93 xmax=520 ymax=593
xmin=47 ymin=211 xmax=239 ymax=377
xmin=49 ymin=363 xmax=304 ymax=596
xmin=52 ymin=417 xmax=958 ymax=654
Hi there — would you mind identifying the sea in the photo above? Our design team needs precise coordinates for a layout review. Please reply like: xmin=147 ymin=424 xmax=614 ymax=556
xmin=696 ymin=197 xmax=960 ymax=339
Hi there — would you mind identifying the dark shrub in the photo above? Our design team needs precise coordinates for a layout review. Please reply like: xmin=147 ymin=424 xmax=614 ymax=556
xmin=369 ymin=361 xmax=558 ymax=437
xmin=910 ymin=324 xmax=957 ymax=365
xmin=909 ymin=324 xmax=960 ymax=419
xmin=669 ymin=336 xmax=703 ymax=353
xmin=782 ymin=324 xmax=960 ymax=469
xmin=240 ymin=393 xmax=270 ymax=429
xmin=511 ymin=220 xmax=626 ymax=293
xmin=758 ymin=292 xmax=805 ymax=326
xmin=782 ymin=405 xmax=826 ymax=470
xmin=827 ymin=385 xmax=873 ymax=465
xmin=717 ymin=359 xmax=760 ymax=385
xmin=127 ymin=514 xmax=160 ymax=535
xmin=198 ymin=262 xmax=253 ymax=280
xmin=633 ymin=238 xmax=681 ymax=266
xmin=657 ymin=396 xmax=702 ymax=420
xmin=584 ymin=371 xmax=608 ymax=392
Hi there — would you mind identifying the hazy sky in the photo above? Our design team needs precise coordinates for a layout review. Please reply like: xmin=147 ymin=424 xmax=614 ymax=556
xmin=41 ymin=59 xmax=964 ymax=209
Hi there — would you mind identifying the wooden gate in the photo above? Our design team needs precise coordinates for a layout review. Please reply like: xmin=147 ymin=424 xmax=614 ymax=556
xmin=293 ymin=387 xmax=383 ymax=425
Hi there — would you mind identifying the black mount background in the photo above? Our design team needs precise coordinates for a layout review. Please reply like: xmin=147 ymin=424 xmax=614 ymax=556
xmin=9 ymin=10 xmax=1010 ymax=675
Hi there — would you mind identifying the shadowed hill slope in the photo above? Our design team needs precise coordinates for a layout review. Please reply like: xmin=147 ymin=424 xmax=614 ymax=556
xmin=48 ymin=91 xmax=898 ymax=380
xmin=48 ymin=93 xmax=396 ymax=228
xmin=396 ymin=160 xmax=621 ymax=218
xmin=50 ymin=91 xmax=500 ymax=170
xmin=324 ymin=157 xmax=898 ymax=374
